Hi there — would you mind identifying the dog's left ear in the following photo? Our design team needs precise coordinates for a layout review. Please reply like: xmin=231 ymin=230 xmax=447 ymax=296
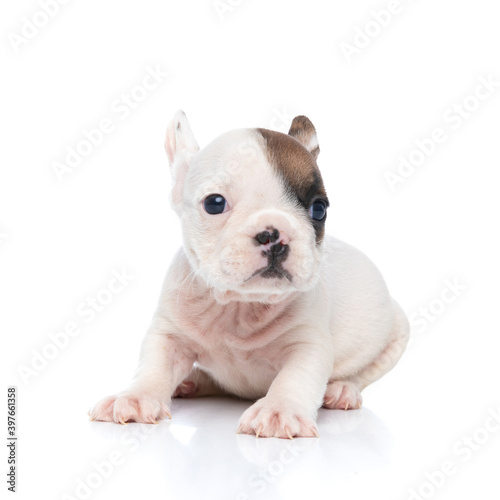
xmin=288 ymin=115 xmax=320 ymax=160
xmin=164 ymin=110 xmax=199 ymax=210
xmin=164 ymin=110 xmax=199 ymax=165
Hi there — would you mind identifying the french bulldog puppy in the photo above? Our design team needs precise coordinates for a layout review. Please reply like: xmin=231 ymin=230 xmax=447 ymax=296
xmin=90 ymin=111 xmax=409 ymax=438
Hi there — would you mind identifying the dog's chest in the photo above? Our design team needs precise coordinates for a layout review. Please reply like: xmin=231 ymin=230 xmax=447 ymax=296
xmin=175 ymin=292 xmax=297 ymax=348
xmin=174 ymin=293 xmax=297 ymax=352
xmin=173 ymin=292 xmax=301 ymax=394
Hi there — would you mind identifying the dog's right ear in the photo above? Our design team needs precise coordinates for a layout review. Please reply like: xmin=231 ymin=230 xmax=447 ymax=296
xmin=288 ymin=115 xmax=320 ymax=160
xmin=164 ymin=110 xmax=199 ymax=208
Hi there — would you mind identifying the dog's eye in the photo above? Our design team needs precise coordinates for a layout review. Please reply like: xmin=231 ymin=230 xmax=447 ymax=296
xmin=309 ymin=200 xmax=327 ymax=221
xmin=203 ymin=194 xmax=228 ymax=215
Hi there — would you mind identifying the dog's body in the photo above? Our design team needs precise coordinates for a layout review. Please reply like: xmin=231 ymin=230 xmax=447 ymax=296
xmin=90 ymin=112 xmax=409 ymax=438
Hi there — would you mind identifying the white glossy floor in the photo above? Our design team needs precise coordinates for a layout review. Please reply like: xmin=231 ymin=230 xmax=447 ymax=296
xmin=13 ymin=330 xmax=500 ymax=500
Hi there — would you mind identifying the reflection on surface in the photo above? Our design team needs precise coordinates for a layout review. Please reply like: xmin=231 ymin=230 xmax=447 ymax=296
xmin=89 ymin=397 xmax=393 ymax=499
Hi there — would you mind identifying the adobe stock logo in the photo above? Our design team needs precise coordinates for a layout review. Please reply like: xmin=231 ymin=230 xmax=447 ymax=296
xmin=339 ymin=0 xmax=416 ymax=64
xmin=268 ymin=106 xmax=294 ymax=134
xmin=235 ymin=439 xmax=316 ymax=500
xmin=409 ymin=277 xmax=467 ymax=336
xmin=407 ymin=405 xmax=500 ymax=500
xmin=384 ymin=74 xmax=499 ymax=191
xmin=17 ymin=268 xmax=133 ymax=385
xmin=7 ymin=0 xmax=72 ymax=54
xmin=60 ymin=424 xmax=166 ymax=500
xmin=51 ymin=65 xmax=169 ymax=182
xmin=213 ymin=0 xmax=245 ymax=21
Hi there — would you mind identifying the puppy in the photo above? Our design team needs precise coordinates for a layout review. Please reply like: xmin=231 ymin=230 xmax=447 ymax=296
xmin=90 ymin=111 xmax=410 ymax=438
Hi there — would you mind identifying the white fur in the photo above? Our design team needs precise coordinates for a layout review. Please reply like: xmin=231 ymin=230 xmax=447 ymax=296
xmin=90 ymin=112 xmax=410 ymax=438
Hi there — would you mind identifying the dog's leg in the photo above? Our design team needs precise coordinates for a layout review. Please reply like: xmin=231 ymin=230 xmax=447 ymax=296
xmin=173 ymin=366 xmax=227 ymax=398
xmin=89 ymin=321 xmax=196 ymax=424
xmin=323 ymin=300 xmax=410 ymax=410
xmin=237 ymin=337 xmax=331 ymax=438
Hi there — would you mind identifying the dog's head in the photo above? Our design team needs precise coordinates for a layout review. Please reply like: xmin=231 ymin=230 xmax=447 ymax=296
xmin=164 ymin=110 xmax=329 ymax=304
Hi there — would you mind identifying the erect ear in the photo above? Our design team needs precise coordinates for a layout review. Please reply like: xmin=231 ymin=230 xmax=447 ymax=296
xmin=164 ymin=110 xmax=199 ymax=209
xmin=288 ymin=115 xmax=320 ymax=160
xmin=164 ymin=110 xmax=199 ymax=166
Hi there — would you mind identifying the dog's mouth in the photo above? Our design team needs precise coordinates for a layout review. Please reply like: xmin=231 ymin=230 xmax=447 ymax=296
xmin=243 ymin=240 xmax=293 ymax=285
xmin=244 ymin=264 xmax=293 ymax=284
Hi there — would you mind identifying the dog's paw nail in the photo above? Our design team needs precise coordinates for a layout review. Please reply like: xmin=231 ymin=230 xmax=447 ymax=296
xmin=238 ymin=400 xmax=318 ymax=438
xmin=90 ymin=393 xmax=171 ymax=424
xmin=323 ymin=381 xmax=362 ymax=411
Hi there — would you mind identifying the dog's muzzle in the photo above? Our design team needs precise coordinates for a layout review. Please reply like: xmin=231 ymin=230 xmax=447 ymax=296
xmin=253 ymin=228 xmax=292 ymax=281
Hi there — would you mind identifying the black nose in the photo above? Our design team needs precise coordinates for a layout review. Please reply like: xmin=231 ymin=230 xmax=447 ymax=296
xmin=255 ymin=228 xmax=289 ymax=262
xmin=255 ymin=229 xmax=280 ymax=245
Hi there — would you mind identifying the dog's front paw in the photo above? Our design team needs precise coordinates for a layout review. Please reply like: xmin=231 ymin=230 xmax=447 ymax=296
xmin=323 ymin=381 xmax=362 ymax=410
xmin=89 ymin=392 xmax=171 ymax=424
xmin=237 ymin=398 xmax=319 ymax=439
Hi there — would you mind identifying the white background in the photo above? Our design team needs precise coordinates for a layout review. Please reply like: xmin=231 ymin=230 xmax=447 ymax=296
xmin=2 ymin=1 xmax=500 ymax=499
